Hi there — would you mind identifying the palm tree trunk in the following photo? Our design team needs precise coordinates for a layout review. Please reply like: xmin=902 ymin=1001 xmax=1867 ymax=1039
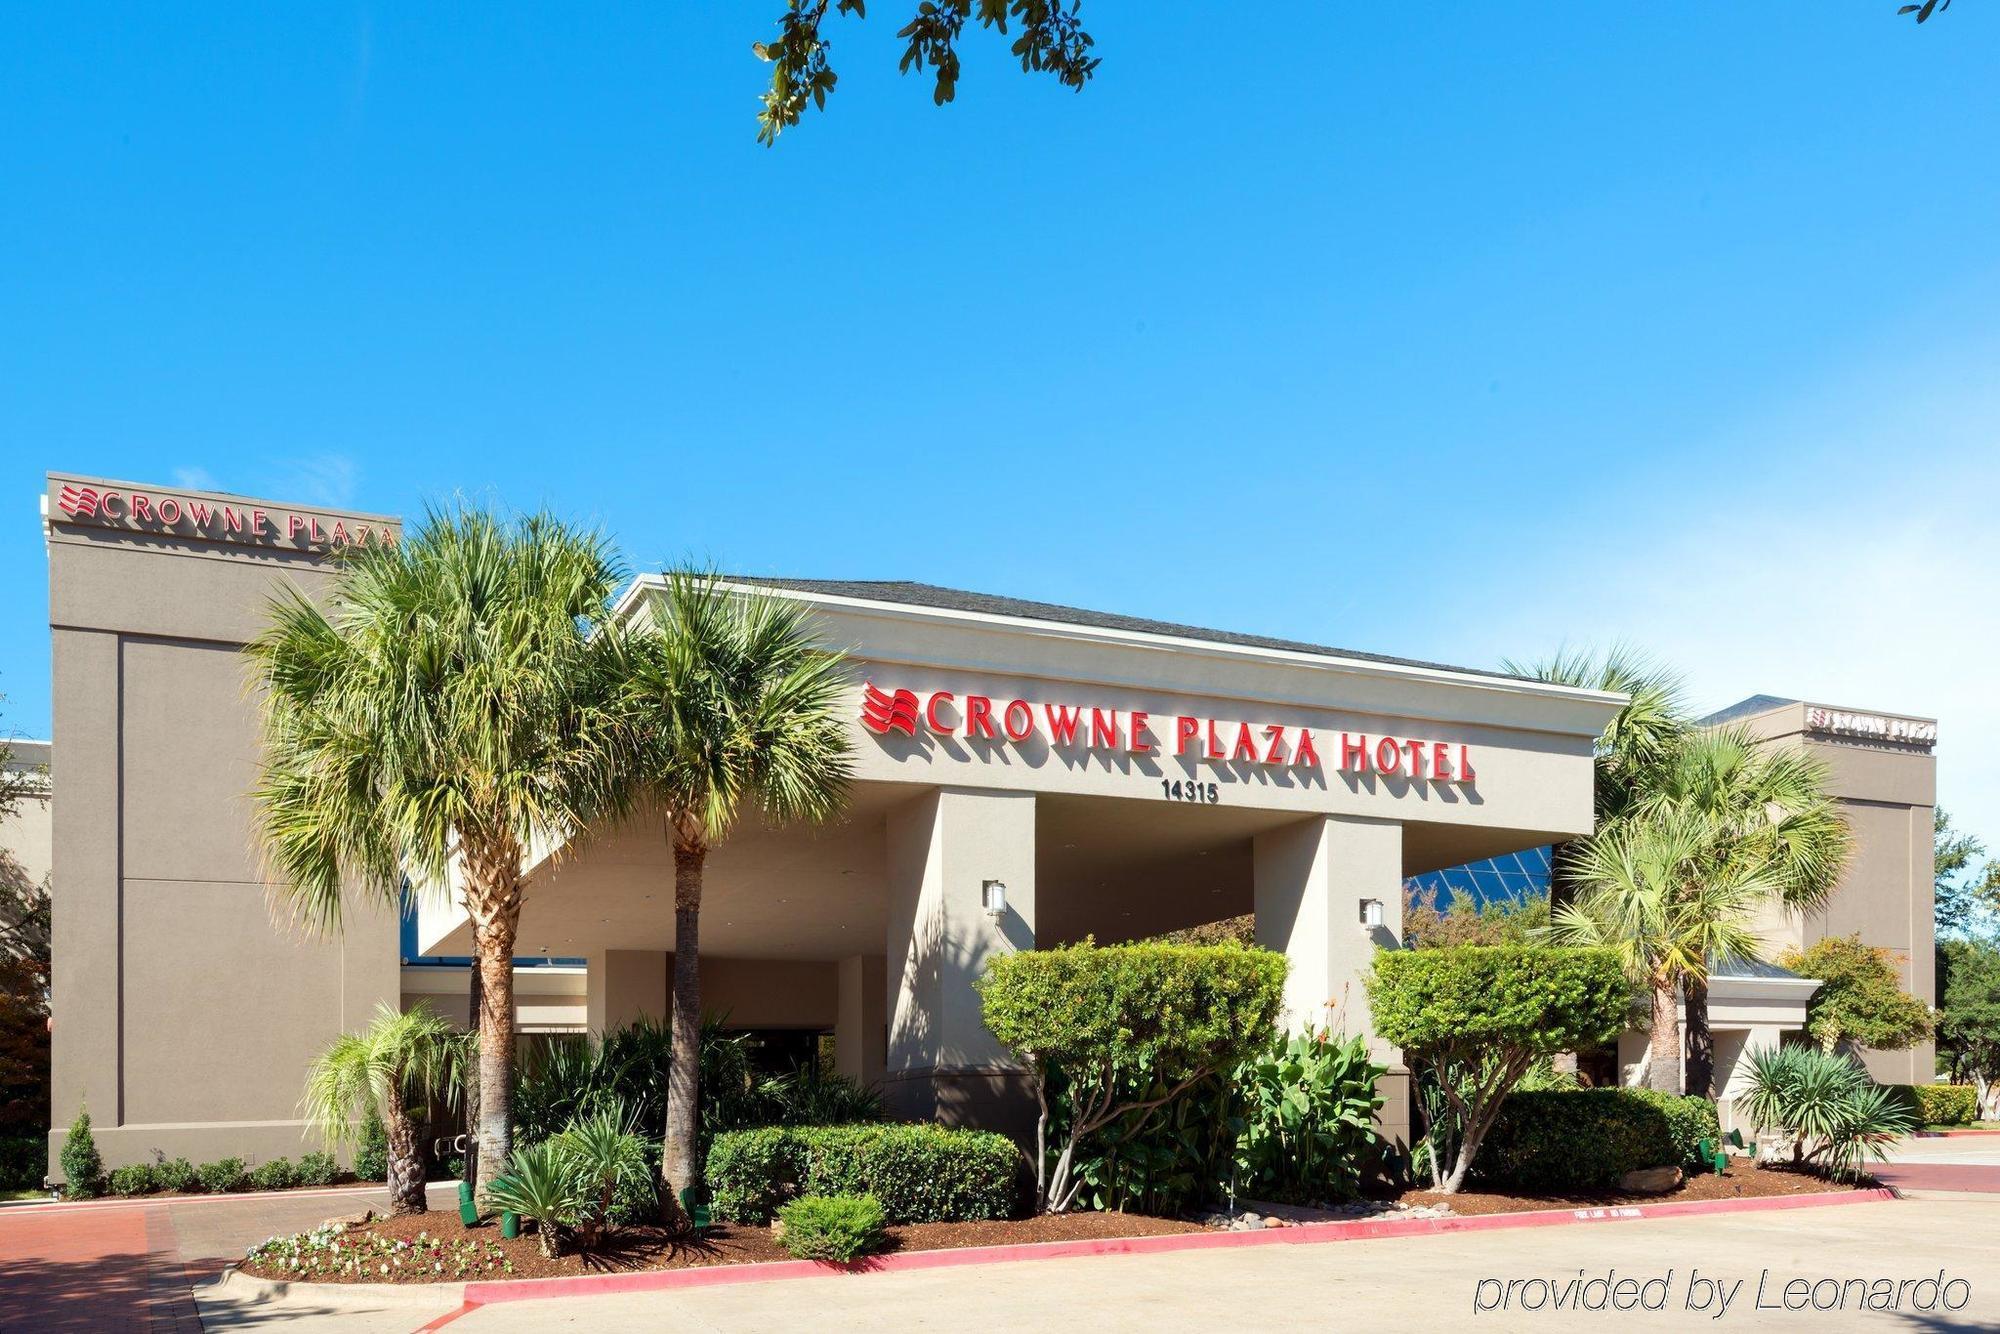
xmin=1646 ymin=978 xmax=1682 ymax=1093
xmin=384 ymin=1084 xmax=428 ymax=1215
xmin=663 ymin=839 xmax=705 ymax=1223
xmin=464 ymin=839 xmax=523 ymax=1179
xmin=1682 ymin=975 xmax=1714 ymax=1097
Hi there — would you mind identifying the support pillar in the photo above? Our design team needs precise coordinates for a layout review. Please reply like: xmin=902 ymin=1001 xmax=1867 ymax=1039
xmin=835 ymin=955 xmax=888 ymax=1091
xmin=583 ymin=949 xmax=667 ymax=1034
xmin=883 ymin=788 xmax=1035 ymax=1133
xmin=1253 ymin=814 xmax=1410 ymax=1145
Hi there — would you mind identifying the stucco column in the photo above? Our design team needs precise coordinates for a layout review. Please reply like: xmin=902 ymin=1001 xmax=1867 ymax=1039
xmin=883 ymin=788 xmax=1035 ymax=1131
xmin=583 ymin=949 xmax=667 ymax=1034
xmin=835 ymin=954 xmax=888 ymax=1091
xmin=1253 ymin=814 xmax=1410 ymax=1145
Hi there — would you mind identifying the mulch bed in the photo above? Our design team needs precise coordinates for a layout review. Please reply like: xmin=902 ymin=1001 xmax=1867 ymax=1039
xmin=1397 ymin=1160 xmax=1870 ymax=1217
xmin=239 ymin=1162 xmax=1863 ymax=1286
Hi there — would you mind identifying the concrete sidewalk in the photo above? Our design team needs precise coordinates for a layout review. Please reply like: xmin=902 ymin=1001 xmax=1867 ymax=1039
xmin=188 ymin=1196 xmax=2000 ymax=1333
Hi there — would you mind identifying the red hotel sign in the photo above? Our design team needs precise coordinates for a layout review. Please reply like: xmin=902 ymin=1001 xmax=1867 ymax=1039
xmin=52 ymin=481 xmax=396 ymax=550
xmin=860 ymin=682 xmax=1477 ymax=783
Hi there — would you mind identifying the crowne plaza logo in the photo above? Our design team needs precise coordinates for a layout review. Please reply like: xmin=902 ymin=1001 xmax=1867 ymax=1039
xmin=859 ymin=682 xmax=920 ymax=736
xmin=56 ymin=483 xmax=101 ymax=517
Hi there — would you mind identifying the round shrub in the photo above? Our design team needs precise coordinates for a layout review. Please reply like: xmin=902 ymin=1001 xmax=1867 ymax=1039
xmin=777 ymin=1193 xmax=887 ymax=1263
xmin=295 ymin=1151 xmax=339 ymax=1187
xmin=154 ymin=1157 xmax=199 ymax=1194
xmin=107 ymin=1163 xmax=157 ymax=1197
xmin=707 ymin=1123 xmax=1018 ymax=1224
xmin=248 ymin=1158 xmax=298 ymax=1192
xmin=197 ymin=1158 xmax=248 ymax=1194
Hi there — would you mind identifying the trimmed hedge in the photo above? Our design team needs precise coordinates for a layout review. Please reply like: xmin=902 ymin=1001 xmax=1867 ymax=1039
xmin=707 ymin=1123 xmax=1019 ymax=1224
xmin=1886 ymin=1083 xmax=1979 ymax=1127
xmin=1476 ymin=1089 xmax=1720 ymax=1191
xmin=108 ymin=1163 xmax=157 ymax=1197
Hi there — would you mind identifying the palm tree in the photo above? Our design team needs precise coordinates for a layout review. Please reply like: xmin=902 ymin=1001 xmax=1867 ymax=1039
xmin=1550 ymin=810 xmax=1771 ymax=1092
xmin=1634 ymin=726 xmax=1850 ymax=1095
xmin=248 ymin=507 xmax=629 ymax=1179
xmin=302 ymin=1003 xmax=469 ymax=1214
xmin=617 ymin=572 xmax=852 ymax=1219
xmin=1500 ymin=645 xmax=1689 ymax=833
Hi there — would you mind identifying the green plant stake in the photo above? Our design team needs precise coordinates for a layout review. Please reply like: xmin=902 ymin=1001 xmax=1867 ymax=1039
xmin=458 ymin=1180 xmax=477 ymax=1227
xmin=501 ymin=1210 xmax=520 ymax=1240
xmin=679 ymin=1186 xmax=711 ymax=1231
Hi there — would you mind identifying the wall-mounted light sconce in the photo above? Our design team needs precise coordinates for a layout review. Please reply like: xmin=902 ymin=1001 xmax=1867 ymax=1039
xmin=1359 ymin=898 xmax=1385 ymax=929
xmin=982 ymin=880 xmax=1008 ymax=919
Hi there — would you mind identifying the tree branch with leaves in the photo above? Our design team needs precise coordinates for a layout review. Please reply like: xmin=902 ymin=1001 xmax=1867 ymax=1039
xmin=752 ymin=0 xmax=1099 ymax=144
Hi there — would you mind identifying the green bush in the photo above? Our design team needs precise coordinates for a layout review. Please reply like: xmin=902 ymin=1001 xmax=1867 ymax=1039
xmin=154 ymin=1157 xmax=199 ymax=1194
xmin=248 ymin=1158 xmax=298 ymax=1191
xmin=353 ymin=1114 xmax=389 ymax=1182
xmin=59 ymin=1106 xmax=104 ymax=1199
xmin=707 ymin=1123 xmax=1019 ymax=1224
xmin=1477 ymin=1089 xmax=1717 ymax=1190
xmin=1229 ymin=1029 xmax=1386 ymax=1205
xmin=1366 ymin=946 xmax=1630 ymax=1192
xmin=979 ymin=940 xmax=1288 ymax=1211
xmin=198 ymin=1157 xmax=248 ymax=1194
xmin=1885 ymin=1084 xmax=1979 ymax=1127
xmin=777 ymin=1193 xmax=887 ymax=1263
xmin=0 ymin=1136 xmax=42 ymax=1191
xmin=296 ymin=1151 xmax=340 ymax=1187
xmin=107 ymin=1163 xmax=157 ymax=1197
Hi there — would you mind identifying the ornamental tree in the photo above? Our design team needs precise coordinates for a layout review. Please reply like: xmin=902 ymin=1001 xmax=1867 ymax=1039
xmin=978 ymin=940 xmax=1287 ymax=1213
xmin=1937 ymin=937 xmax=2000 ymax=1120
xmin=1366 ymin=945 xmax=1630 ymax=1194
xmin=1779 ymin=934 xmax=1934 ymax=1056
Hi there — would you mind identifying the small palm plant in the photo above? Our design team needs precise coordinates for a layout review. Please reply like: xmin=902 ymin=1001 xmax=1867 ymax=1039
xmin=556 ymin=1108 xmax=653 ymax=1250
xmin=1741 ymin=1044 xmax=1917 ymax=1181
xmin=301 ymin=1003 xmax=468 ymax=1214
xmin=481 ymin=1141 xmax=584 ymax=1258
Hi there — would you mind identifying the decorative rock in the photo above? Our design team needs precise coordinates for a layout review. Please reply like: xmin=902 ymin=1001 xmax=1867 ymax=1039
xmin=319 ymin=1209 xmax=373 ymax=1230
xmin=1617 ymin=1166 xmax=1683 ymax=1194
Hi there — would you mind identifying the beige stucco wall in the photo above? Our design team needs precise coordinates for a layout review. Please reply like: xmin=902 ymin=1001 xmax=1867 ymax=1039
xmin=44 ymin=473 xmax=404 ymax=1177
xmin=1735 ymin=700 xmax=1937 ymax=1085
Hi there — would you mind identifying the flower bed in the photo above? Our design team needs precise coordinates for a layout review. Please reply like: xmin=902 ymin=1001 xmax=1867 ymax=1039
xmin=247 ymin=1222 xmax=518 ymax=1282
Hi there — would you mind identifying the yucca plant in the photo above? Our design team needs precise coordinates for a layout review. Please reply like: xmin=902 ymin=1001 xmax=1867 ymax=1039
xmin=301 ymin=1003 xmax=468 ymax=1214
xmin=482 ymin=1141 xmax=585 ymax=1258
xmin=554 ymin=1107 xmax=653 ymax=1250
xmin=1741 ymin=1045 xmax=1917 ymax=1181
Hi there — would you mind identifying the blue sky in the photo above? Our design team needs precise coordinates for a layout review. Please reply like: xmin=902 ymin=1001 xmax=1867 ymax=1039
xmin=4 ymin=4 xmax=1998 ymax=841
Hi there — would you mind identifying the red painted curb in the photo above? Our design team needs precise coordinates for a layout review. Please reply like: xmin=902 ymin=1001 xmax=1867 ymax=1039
xmin=456 ymin=1187 xmax=1895 ymax=1307
xmin=1915 ymin=1128 xmax=2000 ymax=1138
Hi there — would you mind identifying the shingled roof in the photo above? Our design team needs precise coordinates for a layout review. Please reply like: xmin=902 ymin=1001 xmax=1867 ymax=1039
xmin=723 ymin=577 xmax=1539 ymax=684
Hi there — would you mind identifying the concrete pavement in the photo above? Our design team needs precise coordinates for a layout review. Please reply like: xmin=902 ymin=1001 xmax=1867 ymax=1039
xmin=185 ymin=1196 xmax=2000 ymax=1333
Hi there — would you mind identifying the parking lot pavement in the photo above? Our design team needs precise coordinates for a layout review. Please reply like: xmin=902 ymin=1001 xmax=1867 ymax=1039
xmin=1874 ymin=1133 xmax=2000 ymax=1197
xmin=443 ymin=1197 xmax=2000 ymax=1333
xmin=0 ymin=1182 xmax=457 ymax=1332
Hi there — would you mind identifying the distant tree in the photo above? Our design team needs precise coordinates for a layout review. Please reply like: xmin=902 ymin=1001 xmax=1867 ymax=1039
xmin=1934 ymin=809 xmax=2000 ymax=941
xmin=752 ymin=0 xmax=1100 ymax=144
xmin=1937 ymin=938 xmax=2000 ymax=1120
xmin=1402 ymin=885 xmax=1549 ymax=949
xmin=0 ymin=717 xmax=51 ymax=1139
xmin=1780 ymin=935 xmax=1933 ymax=1056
